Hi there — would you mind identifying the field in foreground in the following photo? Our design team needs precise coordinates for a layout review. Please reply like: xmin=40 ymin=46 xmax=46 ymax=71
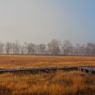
xmin=0 ymin=55 xmax=95 ymax=95
xmin=0 ymin=71 xmax=95 ymax=95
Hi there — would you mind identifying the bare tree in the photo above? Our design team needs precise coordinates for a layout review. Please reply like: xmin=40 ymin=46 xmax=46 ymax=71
xmin=5 ymin=42 xmax=12 ymax=54
xmin=12 ymin=41 xmax=20 ymax=54
xmin=85 ymin=43 xmax=95 ymax=56
xmin=63 ymin=40 xmax=72 ymax=55
xmin=27 ymin=43 xmax=36 ymax=55
xmin=48 ymin=39 xmax=60 ymax=55
xmin=0 ymin=42 xmax=4 ymax=54
xmin=38 ymin=44 xmax=46 ymax=55
xmin=75 ymin=44 xmax=85 ymax=55
xmin=19 ymin=43 xmax=28 ymax=55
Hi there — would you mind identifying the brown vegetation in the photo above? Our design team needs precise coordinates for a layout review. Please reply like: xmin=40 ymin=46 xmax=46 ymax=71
xmin=0 ymin=71 xmax=95 ymax=95
xmin=0 ymin=55 xmax=95 ymax=68
xmin=0 ymin=55 xmax=95 ymax=95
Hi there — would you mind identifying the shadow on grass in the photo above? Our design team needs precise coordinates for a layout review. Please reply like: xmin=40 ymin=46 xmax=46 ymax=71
xmin=0 ymin=86 xmax=12 ymax=95
xmin=76 ymin=88 xmax=95 ymax=95
xmin=67 ymin=88 xmax=95 ymax=95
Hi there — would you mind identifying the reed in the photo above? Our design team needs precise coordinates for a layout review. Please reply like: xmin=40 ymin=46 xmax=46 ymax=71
xmin=0 ymin=55 xmax=95 ymax=95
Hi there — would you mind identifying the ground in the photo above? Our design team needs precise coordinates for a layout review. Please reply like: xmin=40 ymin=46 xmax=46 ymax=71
xmin=0 ymin=55 xmax=95 ymax=68
xmin=0 ymin=55 xmax=95 ymax=95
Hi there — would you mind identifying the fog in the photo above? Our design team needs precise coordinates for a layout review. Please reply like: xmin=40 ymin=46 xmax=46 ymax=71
xmin=0 ymin=0 xmax=95 ymax=44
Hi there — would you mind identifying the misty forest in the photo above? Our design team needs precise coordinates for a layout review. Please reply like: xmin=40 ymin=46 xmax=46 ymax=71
xmin=0 ymin=39 xmax=95 ymax=56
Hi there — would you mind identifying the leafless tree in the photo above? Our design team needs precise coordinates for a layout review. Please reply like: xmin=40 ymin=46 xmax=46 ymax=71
xmin=0 ymin=42 xmax=4 ymax=54
xmin=85 ymin=43 xmax=95 ymax=56
xmin=63 ymin=40 xmax=72 ymax=55
xmin=38 ymin=44 xmax=46 ymax=55
xmin=48 ymin=39 xmax=60 ymax=55
xmin=12 ymin=41 xmax=20 ymax=54
xmin=19 ymin=43 xmax=28 ymax=54
xmin=27 ymin=43 xmax=36 ymax=55
xmin=5 ymin=42 xmax=12 ymax=54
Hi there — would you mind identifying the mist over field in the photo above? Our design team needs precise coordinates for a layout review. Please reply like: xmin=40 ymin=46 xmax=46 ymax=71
xmin=0 ymin=0 xmax=95 ymax=44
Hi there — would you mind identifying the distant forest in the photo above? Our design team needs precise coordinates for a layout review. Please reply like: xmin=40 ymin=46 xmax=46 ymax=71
xmin=0 ymin=39 xmax=95 ymax=56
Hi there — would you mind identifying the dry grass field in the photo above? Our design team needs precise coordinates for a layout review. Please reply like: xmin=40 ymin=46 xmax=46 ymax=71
xmin=0 ymin=55 xmax=95 ymax=68
xmin=0 ymin=55 xmax=95 ymax=95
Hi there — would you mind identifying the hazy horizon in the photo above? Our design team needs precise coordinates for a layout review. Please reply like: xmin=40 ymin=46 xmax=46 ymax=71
xmin=0 ymin=0 xmax=95 ymax=44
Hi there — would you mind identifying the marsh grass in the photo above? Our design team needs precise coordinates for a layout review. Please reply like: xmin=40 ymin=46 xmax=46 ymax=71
xmin=0 ymin=55 xmax=95 ymax=95
xmin=0 ymin=55 xmax=95 ymax=68
xmin=0 ymin=71 xmax=95 ymax=95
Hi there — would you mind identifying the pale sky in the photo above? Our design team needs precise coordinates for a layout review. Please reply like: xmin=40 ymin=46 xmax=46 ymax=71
xmin=0 ymin=0 xmax=95 ymax=44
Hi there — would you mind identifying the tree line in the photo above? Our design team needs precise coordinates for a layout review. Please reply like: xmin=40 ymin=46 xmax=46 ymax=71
xmin=0 ymin=39 xmax=95 ymax=56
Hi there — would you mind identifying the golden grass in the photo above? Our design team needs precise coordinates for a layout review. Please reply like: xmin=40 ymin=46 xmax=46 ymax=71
xmin=0 ymin=55 xmax=95 ymax=68
xmin=0 ymin=55 xmax=95 ymax=95
xmin=0 ymin=71 xmax=95 ymax=95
